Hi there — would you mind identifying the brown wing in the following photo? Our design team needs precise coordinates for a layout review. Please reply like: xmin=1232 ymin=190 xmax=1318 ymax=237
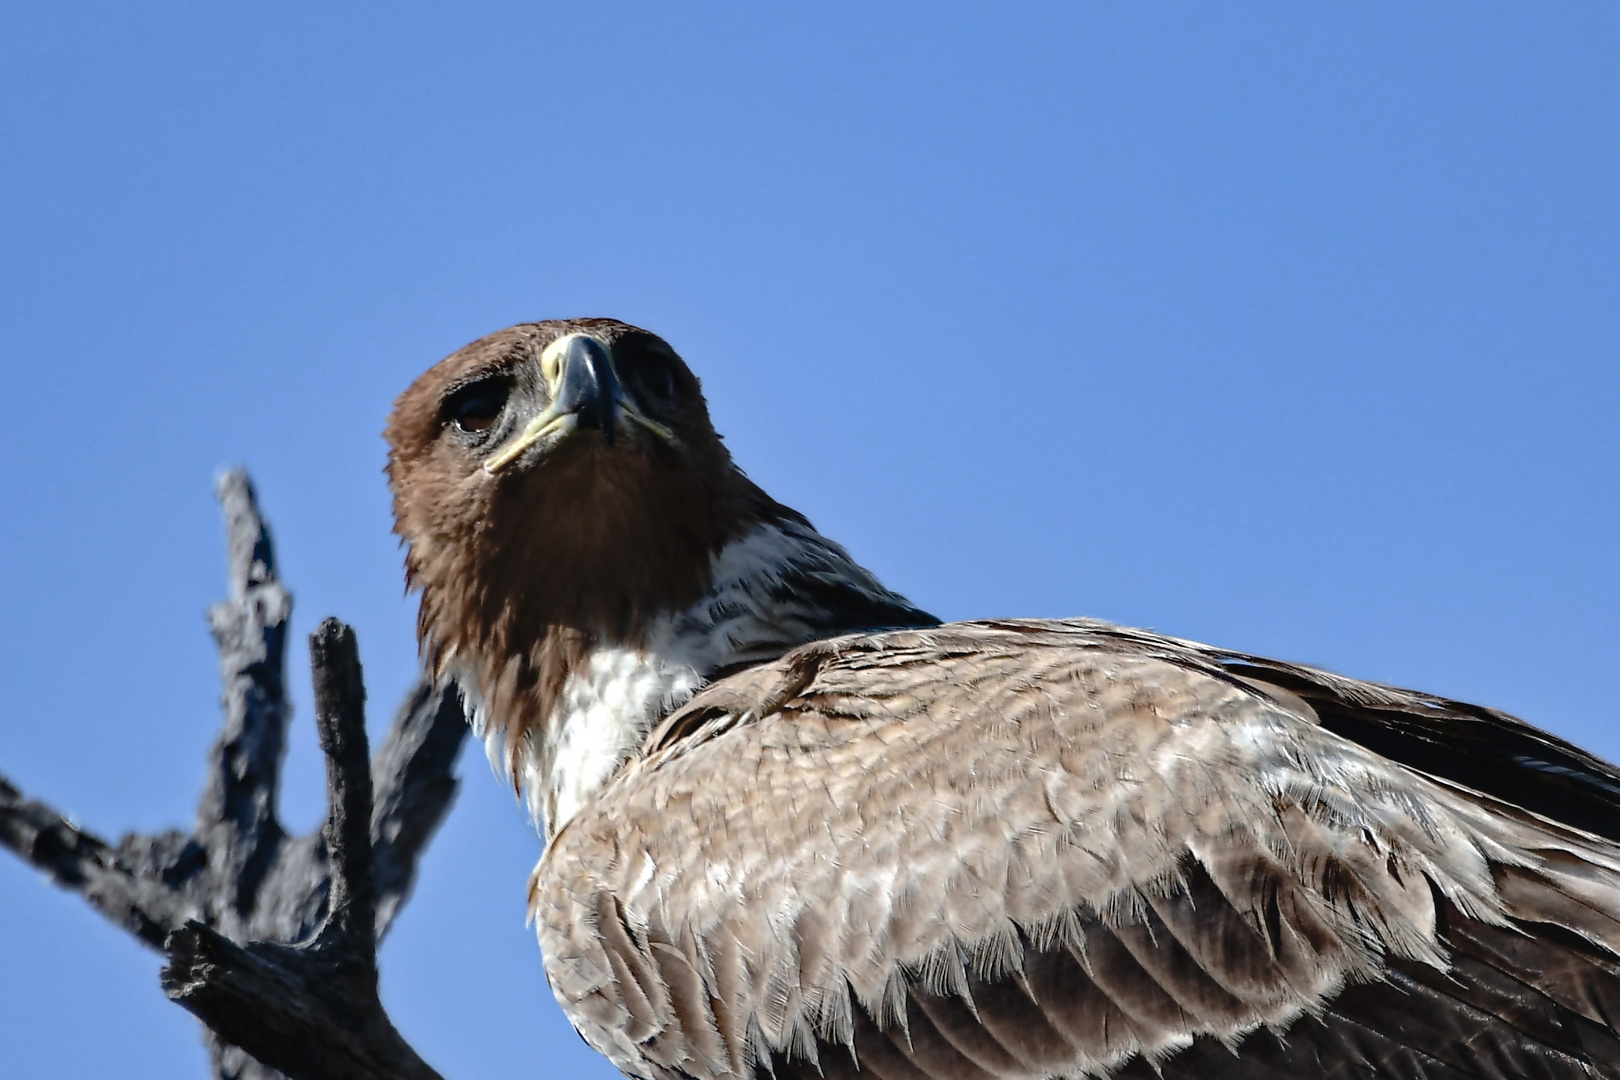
xmin=534 ymin=619 xmax=1620 ymax=1080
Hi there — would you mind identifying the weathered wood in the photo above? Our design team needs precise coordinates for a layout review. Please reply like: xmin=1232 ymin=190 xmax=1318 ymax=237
xmin=163 ymin=620 xmax=444 ymax=1080
xmin=163 ymin=922 xmax=444 ymax=1080
xmin=199 ymin=467 xmax=294 ymax=930
xmin=0 ymin=778 xmax=198 ymax=948
xmin=0 ymin=470 xmax=468 ymax=1080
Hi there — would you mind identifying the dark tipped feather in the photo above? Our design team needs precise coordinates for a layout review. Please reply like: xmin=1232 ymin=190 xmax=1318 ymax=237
xmin=1217 ymin=659 xmax=1620 ymax=845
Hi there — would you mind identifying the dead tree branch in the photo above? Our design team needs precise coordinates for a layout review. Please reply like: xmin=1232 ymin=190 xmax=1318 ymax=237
xmin=164 ymin=619 xmax=442 ymax=1080
xmin=0 ymin=469 xmax=468 ymax=1080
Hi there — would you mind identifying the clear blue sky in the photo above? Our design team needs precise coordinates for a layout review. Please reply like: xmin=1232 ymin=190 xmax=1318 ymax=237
xmin=2 ymin=4 xmax=1617 ymax=1078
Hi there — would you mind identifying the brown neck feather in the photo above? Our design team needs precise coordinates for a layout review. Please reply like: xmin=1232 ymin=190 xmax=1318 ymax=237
xmin=404 ymin=438 xmax=785 ymax=782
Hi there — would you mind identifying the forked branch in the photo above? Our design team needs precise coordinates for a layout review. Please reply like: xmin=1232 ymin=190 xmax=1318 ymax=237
xmin=0 ymin=470 xmax=467 ymax=1080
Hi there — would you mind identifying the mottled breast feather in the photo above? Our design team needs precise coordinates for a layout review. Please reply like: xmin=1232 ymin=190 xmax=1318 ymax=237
xmin=535 ymin=619 xmax=1620 ymax=1080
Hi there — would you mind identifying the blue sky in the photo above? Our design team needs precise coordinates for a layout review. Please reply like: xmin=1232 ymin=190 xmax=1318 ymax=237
xmin=2 ymin=4 xmax=1617 ymax=1078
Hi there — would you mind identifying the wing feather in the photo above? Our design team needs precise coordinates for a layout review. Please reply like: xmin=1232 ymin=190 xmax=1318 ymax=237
xmin=538 ymin=619 xmax=1620 ymax=1079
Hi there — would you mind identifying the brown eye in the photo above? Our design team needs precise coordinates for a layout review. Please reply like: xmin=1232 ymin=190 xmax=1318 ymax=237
xmin=446 ymin=378 xmax=511 ymax=434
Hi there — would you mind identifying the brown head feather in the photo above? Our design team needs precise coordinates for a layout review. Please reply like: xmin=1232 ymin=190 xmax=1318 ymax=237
xmin=385 ymin=318 xmax=790 ymax=782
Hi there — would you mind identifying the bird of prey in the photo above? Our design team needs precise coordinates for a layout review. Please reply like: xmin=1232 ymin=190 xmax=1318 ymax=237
xmin=386 ymin=318 xmax=1620 ymax=1080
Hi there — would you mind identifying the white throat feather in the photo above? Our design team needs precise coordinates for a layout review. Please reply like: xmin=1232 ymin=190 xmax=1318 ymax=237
xmin=452 ymin=517 xmax=935 ymax=837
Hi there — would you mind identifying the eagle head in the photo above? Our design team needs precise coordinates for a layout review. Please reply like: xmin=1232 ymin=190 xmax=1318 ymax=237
xmin=384 ymin=320 xmax=782 ymax=809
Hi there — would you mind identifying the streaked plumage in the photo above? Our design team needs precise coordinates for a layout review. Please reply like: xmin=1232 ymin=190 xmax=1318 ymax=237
xmin=387 ymin=319 xmax=1620 ymax=1080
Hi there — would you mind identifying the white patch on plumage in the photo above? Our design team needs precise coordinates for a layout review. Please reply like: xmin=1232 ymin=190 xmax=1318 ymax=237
xmin=452 ymin=517 xmax=922 ymax=837
xmin=544 ymin=645 xmax=706 ymax=829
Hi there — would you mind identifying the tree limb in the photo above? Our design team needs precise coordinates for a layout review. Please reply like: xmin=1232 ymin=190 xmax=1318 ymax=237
xmin=0 ymin=469 xmax=468 ymax=1080
xmin=0 ymin=778 xmax=198 ymax=948
xmin=163 ymin=619 xmax=443 ymax=1080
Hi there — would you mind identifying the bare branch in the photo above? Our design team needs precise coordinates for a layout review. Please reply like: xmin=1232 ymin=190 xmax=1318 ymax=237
xmin=200 ymin=469 xmax=293 ymax=924
xmin=0 ymin=779 xmax=198 ymax=948
xmin=370 ymin=678 xmax=465 ymax=935
xmin=163 ymin=923 xmax=443 ymax=1080
xmin=0 ymin=470 xmax=469 ymax=1080
xmin=161 ymin=621 xmax=444 ymax=1080
xmin=308 ymin=618 xmax=377 ymax=966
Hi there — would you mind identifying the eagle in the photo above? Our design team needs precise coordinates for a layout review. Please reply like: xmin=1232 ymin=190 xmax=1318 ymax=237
xmin=386 ymin=318 xmax=1620 ymax=1080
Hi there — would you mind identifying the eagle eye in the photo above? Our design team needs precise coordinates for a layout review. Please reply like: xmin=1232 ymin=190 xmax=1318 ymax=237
xmin=642 ymin=362 xmax=675 ymax=401
xmin=630 ymin=349 xmax=680 ymax=403
xmin=445 ymin=377 xmax=511 ymax=435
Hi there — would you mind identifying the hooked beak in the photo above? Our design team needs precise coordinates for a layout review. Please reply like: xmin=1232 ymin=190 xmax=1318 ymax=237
xmin=484 ymin=334 xmax=672 ymax=473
